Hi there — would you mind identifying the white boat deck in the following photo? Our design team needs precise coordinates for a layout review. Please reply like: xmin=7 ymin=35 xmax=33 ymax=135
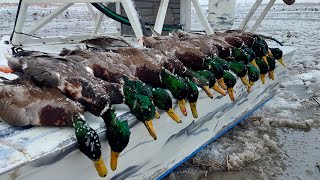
xmin=0 ymin=35 xmax=296 ymax=179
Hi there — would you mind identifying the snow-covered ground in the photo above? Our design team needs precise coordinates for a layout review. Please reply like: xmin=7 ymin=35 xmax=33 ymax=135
xmin=0 ymin=1 xmax=319 ymax=180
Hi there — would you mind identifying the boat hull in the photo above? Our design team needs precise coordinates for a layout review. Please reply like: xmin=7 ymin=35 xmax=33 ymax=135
xmin=0 ymin=47 xmax=295 ymax=180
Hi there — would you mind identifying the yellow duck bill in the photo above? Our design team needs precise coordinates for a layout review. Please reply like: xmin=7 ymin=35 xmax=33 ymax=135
xmin=110 ymin=150 xmax=121 ymax=171
xmin=217 ymin=78 xmax=227 ymax=90
xmin=251 ymin=60 xmax=259 ymax=68
xmin=227 ymin=88 xmax=235 ymax=101
xmin=262 ymin=56 xmax=269 ymax=66
xmin=178 ymin=99 xmax=187 ymax=116
xmin=166 ymin=108 xmax=182 ymax=123
xmin=260 ymin=74 xmax=266 ymax=84
xmin=144 ymin=120 xmax=157 ymax=140
xmin=240 ymin=75 xmax=250 ymax=87
xmin=189 ymin=102 xmax=198 ymax=118
xmin=247 ymin=81 xmax=255 ymax=93
xmin=267 ymin=49 xmax=273 ymax=57
xmin=202 ymin=86 xmax=213 ymax=99
xmin=154 ymin=111 xmax=160 ymax=119
xmin=278 ymin=58 xmax=286 ymax=67
xmin=212 ymin=83 xmax=227 ymax=96
xmin=93 ymin=158 xmax=108 ymax=177
xmin=268 ymin=70 xmax=275 ymax=80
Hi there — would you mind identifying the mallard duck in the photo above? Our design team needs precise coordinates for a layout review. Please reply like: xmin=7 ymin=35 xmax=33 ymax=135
xmin=0 ymin=82 xmax=107 ymax=177
xmin=270 ymin=48 xmax=285 ymax=66
xmin=223 ymin=71 xmax=237 ymax=101
xmin=152 ymin=87 xmax=181 ymax=123
xmin=184 ymin=78 xmax=199 ymax=118
xmin=266 ymin=56 xmax=276 ymax=80
xmin=203 ymin=58 xmax=229 ymax=90
xmin=103 ymin=108 xmax=130 ymax=171
xmin=255 ymin=57 xmax=269 ymax=84
xmin=228 ymin=61 xmax=249 ymax=87
xmin=195 ymin=70 xmax=226 ymax=96
xmin=60 ymin=48 xmax=181 ymax=123
xmin=140 ymin=48 xmax=213 ymax=98
xmin=73 ymin=113 xmax=108 ymax=177
xmin=160 ymin=69 xmax=189 ymax=116
xmin=242 ymin=47 xmax=259 ymax=68
xmin=246 ymin=64 xmax=260 ymax=92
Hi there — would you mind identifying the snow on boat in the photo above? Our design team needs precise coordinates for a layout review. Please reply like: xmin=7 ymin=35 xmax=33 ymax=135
xmin=0 ymin=0 xmax=296 ymax=179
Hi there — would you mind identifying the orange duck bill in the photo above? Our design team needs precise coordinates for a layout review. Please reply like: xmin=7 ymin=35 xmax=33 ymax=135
xmin=212 ymin=83 xmax=227 ymax=96
xmin=189 ymin=102 xmax=198 ymax=118
xmin=268 ymin=70 xmax=275 ymax=80
xmin=0 ymin=66 xmax=13 ymax=73
xmin=217 ymin=78 xmax=227 ymax=90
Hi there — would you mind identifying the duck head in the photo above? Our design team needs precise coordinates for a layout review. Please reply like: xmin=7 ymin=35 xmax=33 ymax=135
xmin=243 ymin=47 xmax=258 ymax=68
xmin=228 ymin=61 xmax=249 ymax=87
xmin=152 ymin=87 xmax=181 ymax=123
xmin=255 ymin=57 xmax=269 ymax=84
xmin=270 ymin=48 xmax=285 ymax=66
xmin=231 ymin=48 xmax=251 ymax=65
xmin=160 ymin=68 xmax=188 ymax=116
xmin=246 ymin=64 xmax=260 ymax=92
xmin=252 ymin=37 xmax=269 ymax=66
xmin=266 ymin=56 xmax=276 ymax=80
xmin=123 ymin=80 xmax=156 ymax=140
xmin=223 ymin=71 xmax=237 ymax=101
xmin=195 ymin=70 xmax=226 ymax=96
xmin=212 ymin=57 xmax=229 ymax=71
xmin=104 ymin=108 xmax=130 ymax=171
xmin=203 ymin=58 xmax=227 ymax=90
xmin=73 ymin=113 xmax=107 ymax=177
xmin=185 ymin=69 xmax=213 ymax=98
xmin=184 ymin=78 xmax=199 ymax=118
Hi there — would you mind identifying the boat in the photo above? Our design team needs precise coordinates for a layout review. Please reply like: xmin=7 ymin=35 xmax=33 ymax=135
xmin=0 ymin=0 xmax=296 ymax=179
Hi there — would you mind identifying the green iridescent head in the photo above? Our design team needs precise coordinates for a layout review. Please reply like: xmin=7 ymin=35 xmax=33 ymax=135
xmin=223 ymin=71 xmax=236 ymax=101
xmin=73 ymin=113 xmax=107 ymax=177
xmin=152 ymin=87 xmax=181 ymax=123
xmin=184 ymin=78 xmax=199 ymax=118
xmin=270 ymin=48 xmax=283 ymax=60
xmin=228 ymin=61 xmax=247 ymax=78
xmin=232 ymin=48 xmax=251 ymax=64
xmin=247 ymin=64 xmax=260 ymax=83
xmin=212 ymin=57 xmax=229 ymax=71
xmin=255 ymin=57 xmax=269 ymax=84
xmin=196 ymin=70 xmax=226 ymax=96
xmin=252 ymin=37 xmax=268 ymax=57
xmin=107 ymin=115 xmax=130 ymax=171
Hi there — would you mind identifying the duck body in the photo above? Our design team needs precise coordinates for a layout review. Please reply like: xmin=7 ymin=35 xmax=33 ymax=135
xmin=0 ymin=82 xmax=83 ymax=127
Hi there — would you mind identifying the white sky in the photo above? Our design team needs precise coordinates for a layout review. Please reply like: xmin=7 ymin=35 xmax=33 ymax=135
xmin=199 ymin=0 xmax=320 ymax=5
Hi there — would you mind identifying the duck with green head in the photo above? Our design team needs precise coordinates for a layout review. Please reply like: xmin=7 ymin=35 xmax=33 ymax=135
xmin=183 ymin=68 xmax=213 ymax=99
xmin=269 ymin=48 xmax=285 ymax=67
xmin=195 ymin=70 xmax=226 ymax=96
xmin=102 ymin=108 xmax=130 ymax=171
xmin=152 ymin=87 xmax=181 ymax=123
xmin=246 ymin=64 xmax=260 ymax=92
xmin=255 ymin=57 xmax=269 ymax=84
xmin=203 ymin=58 xmax=228 ymax=90
xmin=160 ymin=68 xmax=189 ymax=116
xmin=267 ymin=56 xmax=276 ymax=80
xmin=73 ymin=113 xmax=108 ymax=177
xmin=184 ymin=78 xmax=199 ymax=118
xmin=223 ymin=71 xmax=237 ymax=101
xmin=242 ymin=47 xmax=259 ymax=68
xmin=122 ymin=76 xmax=161 ymax=119
xmin=123 ymin=79 xmax=157 ymax=140
xmin=252 ymin=36 xmax=269 ymax=66
xmin=213 ymin=51 xmax=249 ymax=87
